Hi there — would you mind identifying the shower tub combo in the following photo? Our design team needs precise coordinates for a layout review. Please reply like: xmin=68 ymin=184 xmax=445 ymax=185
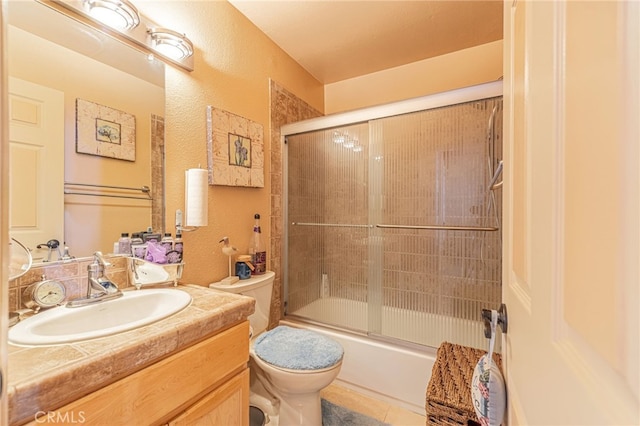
xmin=281 ymin=82 xmax=503 ymax=415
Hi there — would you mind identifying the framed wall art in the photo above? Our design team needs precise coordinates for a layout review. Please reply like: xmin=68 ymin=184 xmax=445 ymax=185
xmin=206 ymin=106 xmax=264 ymax=187
xmin=76 ymin=98 xmax=136 ymax=161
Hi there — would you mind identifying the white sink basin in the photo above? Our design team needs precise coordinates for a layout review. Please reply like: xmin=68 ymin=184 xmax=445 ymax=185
xmin=9 ymin=288 xmax=191 ymax=346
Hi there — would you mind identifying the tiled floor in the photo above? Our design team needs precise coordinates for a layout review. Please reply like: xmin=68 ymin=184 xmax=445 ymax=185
xmin=321 ymin=383 xmax=426 ymax=426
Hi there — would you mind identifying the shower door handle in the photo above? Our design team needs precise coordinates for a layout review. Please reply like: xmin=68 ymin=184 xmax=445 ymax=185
xmin=481 ymin=303 xmax=508 ymax=338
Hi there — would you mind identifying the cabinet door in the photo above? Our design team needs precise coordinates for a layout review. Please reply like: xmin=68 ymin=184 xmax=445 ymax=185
xmin=24 ymin=323 xmax=250 ymax=426
xmin=169 ymin=368 xmax=249 ymax=426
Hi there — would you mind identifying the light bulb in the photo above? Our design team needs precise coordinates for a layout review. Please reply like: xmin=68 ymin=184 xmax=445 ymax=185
xmin=84 ymin=0 xmax=140 ymax=30
xmin=148 ymin=28 xmax=194 ymax=60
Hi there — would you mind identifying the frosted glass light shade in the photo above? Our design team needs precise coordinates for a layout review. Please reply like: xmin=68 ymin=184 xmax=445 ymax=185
xmin=83 ymin=0 xmax=140 ymax=30
xmin=149 ymin=28 xmax=194 ymax=60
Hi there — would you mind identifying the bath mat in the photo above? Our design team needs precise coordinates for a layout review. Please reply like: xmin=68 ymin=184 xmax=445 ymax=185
xmin=321 ymin=399 xmax=391 ymax=426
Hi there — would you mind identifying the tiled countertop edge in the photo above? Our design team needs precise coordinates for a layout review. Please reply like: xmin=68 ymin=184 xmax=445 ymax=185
xmin=7 ymin=284 xmax=255 ymax=425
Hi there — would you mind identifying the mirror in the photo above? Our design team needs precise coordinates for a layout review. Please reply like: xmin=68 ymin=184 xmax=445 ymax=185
xmin=9 ymin=238 xmax=33 ymax=281
xmin=7 ymin=0 xmax=165 ymax=262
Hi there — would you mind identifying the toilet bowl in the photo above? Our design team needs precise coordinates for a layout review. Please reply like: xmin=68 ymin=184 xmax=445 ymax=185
xmin=210 ymin=271 xmax=343 ymax=426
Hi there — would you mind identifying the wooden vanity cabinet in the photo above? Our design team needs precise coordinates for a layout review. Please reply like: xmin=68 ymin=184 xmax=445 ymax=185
xmin=167 ymin=368 xmax=249 ymax=425
xmin=28 ymin=321 xmax=250 ymax=426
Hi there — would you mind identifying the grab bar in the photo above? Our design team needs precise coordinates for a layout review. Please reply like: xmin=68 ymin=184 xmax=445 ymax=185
xmin=64 ymin=182 xmax=152 ymax=201
xmin=291 ymin=222 xmax=373 ymax=229
xmin=376 ymin=224 xmax=499 ymax=231
xmin=291 ymin=222 xmax=498 ymax=231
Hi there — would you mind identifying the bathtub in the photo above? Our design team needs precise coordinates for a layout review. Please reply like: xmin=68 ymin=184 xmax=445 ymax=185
xmin=280 ymin=318 xmax=435 ymax=416
xmin=282 ymin=296 xmax=499 ymax=416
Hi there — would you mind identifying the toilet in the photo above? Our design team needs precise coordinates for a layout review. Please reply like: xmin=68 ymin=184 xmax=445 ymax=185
xmin=210 ymin=271 xmax=343 ymax=426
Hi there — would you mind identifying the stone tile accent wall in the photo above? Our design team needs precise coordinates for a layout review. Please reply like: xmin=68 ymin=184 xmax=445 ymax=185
xmin=151 ymin=114 xmax=165 ymax=233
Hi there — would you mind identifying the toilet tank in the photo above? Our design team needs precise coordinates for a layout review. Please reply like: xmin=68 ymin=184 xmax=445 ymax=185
xmin=209 ymin=271 xmax=275 ymax=336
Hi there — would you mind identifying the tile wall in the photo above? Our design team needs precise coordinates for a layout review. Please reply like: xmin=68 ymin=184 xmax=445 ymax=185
xmin=151 ymin=114 xmax=165 ymax=232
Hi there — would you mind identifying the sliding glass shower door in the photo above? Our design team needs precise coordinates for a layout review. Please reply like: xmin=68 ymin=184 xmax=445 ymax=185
xmin=286 ymin=122 xmax=370 ymax=330
xmin=285 ymin=95 xmax=503 ymax=351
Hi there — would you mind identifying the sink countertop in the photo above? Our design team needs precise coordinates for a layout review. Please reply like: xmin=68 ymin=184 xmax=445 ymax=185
xmin=6 ymin=284 xmax=255 ymax=426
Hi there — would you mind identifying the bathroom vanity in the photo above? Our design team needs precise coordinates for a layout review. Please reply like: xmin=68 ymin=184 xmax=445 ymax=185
xmin=7 ymin=285 xmax=255 ymax=425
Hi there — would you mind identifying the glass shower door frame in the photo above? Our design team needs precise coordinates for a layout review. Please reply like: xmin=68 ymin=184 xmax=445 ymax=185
xmin=282 ymin=81 xmax=503 ymax=344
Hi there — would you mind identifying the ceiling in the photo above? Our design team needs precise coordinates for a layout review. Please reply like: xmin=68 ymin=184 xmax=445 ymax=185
xmin=228 ymin=1 xmax=503 ymax=84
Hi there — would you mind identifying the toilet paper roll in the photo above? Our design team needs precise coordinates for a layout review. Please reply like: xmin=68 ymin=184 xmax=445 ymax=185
xmin=184 ymin=168 xmax=208 ymax=227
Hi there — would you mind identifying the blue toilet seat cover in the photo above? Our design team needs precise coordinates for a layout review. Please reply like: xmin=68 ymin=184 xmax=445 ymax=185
xmin=254 ymin=326 xmax=344 ymax=370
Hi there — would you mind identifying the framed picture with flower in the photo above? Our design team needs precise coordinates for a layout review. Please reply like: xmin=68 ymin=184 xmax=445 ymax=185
xmin=206 ymin=106 xmax=264 ymax=187
xmin=75 ymin=98 xmax=136 ymax=161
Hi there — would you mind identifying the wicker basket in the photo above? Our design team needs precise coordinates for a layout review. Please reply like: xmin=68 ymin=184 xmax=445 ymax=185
xmin=425 ymin=342 xmax=502 ymax=426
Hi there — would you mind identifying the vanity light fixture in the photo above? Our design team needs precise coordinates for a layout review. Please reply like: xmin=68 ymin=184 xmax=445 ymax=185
xmin=48 ymin=0 xmax=195 ymax=71
xmin=148 ymin=28 xmax=194 ymax=60
xmin=82 ymin=0 xmax=140 ymax=30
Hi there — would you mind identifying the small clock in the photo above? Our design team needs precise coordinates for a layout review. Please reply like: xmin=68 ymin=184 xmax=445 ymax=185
xmin=23 ymin=278 xmax=66 ymax=310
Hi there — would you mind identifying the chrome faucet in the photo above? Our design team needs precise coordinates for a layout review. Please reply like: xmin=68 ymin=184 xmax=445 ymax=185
xmin=87 ymin=251 xmax=118 ymax=296
xmin=67 ymin=251 xmax=122 ymax=307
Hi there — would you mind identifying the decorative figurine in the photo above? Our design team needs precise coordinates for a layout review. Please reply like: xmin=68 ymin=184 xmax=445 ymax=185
xmin=219 ymin=237 xmax=239 ymax=285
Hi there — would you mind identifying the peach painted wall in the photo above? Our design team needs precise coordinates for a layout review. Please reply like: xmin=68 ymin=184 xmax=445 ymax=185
xmin=137 ymin=1 xmax=324 ymax=286
xmin=324 ymin=40 xmax=503 ymax=114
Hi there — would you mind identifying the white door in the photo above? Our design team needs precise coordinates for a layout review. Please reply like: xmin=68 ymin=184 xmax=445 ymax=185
xmin=9 ymin=77 xmax=64 ymax=262
xmin=503 ymin=1 xmax=639 ymax=424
